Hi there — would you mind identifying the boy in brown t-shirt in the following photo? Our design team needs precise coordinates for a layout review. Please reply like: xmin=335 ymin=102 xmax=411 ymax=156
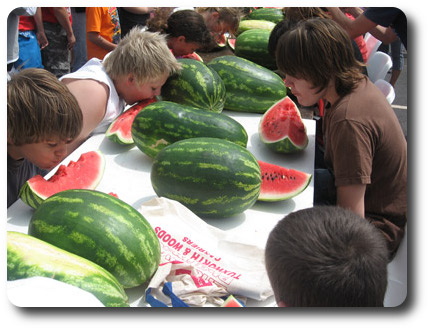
xmin=276 ymin=18 xmax=407 ymax=258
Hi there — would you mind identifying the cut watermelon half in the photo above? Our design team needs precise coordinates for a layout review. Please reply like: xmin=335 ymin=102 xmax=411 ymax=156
xmin=220 ymin=295 xmax=244 ymax=307
xmin=105 ymin=97 xmax=157 ymax=145
xmin=19 ymin=150 xmax=105 ymax=209
xmin=227 ymin=38 xmax=236 ymax=50
xmin=258 ymin=96 xmax=308 ymax=153
xmin=258 ymin=160 xmax=312 ymax=202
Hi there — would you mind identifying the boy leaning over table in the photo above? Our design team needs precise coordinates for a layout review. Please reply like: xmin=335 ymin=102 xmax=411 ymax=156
xmin=276 ymin=18 xmax=407 ymax=260
xmin=7 ymin=68 xmax=83 ymax=207
xmin=60 ymin=26 xmax=182 ymax=155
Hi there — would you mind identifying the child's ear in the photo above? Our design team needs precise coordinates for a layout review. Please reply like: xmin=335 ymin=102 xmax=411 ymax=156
xmin=177 ymin=35 xmax=186 ymax=43
xmin=127 ymin=74 xmax=135 ymax=85
xmin=211 ymin=11 xmax=220 ymax=20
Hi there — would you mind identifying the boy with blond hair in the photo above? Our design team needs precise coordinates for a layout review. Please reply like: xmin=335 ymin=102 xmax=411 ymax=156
xmin=7 ymin=68 xmax=83 ymax=207
xmin=60 ymin=27 xmax=182 ymax=153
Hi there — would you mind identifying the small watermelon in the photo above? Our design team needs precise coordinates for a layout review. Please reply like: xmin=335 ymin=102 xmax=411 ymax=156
xmin=220 ymin=295 xmax=244 ymax=307
xmin=105 ymin=97 xmax=157 ymax=145
xmin=258 ymin=160 xmax=312 ymax=201
xmin=19 ymin=150 xmax=105 ymax=209
xmin=258 ymin=96 xmax=308 ymax=153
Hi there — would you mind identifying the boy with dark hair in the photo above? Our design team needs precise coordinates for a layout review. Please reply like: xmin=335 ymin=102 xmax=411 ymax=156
xmin=7 ymin=68 xmax=83 ymax=207
xmin=276 ymin=18 xmax=407 ymax=258
xmin=265 ymin=206 xmax=389 ymax=307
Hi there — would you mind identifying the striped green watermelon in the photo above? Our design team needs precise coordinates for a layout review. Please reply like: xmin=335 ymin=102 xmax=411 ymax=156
xmin=237 ymin=19 xmax=276 ymax=35
xmin=207 ymin=56 xmax=286 ymax=113
xmin=19 ymin=150 xmax=105 ymax=209
xmin=28 ymin=189 xmax=161 ymax=288
xmin=258 ymin=96 xmax=308 ymax=153
xmin=105 ymin=97 xmax=157 ymax=145
xmin=7 ymin=231 xmax=129 ymax=307
xmin=150 ymin=137 xmax=261 ymax=218
xmin=258 ymin=160 xmax=312 ymax=201
xmin=131 ymin=101 xmax=248 ymax=158
xmin=249 ymin=8 xmax=284 ymax=23
xmin=235 ymin=29 xmax=277 ymax=69
xmin=161 ymin=58 xmax=226 ymax=113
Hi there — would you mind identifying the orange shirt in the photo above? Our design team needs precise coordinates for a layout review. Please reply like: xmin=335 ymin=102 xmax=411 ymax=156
xmin=86 ymin=7 xmax=120 ymax=60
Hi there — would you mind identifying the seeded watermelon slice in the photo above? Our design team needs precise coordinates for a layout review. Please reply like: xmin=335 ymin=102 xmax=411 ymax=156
xmin=105 ymin=97 xmax=157 ymax=145
xmin=220 ymin=295 xmax=244 ymax=307
xmin=227 ymin=38 xmax=236 ymax=50
xmin=258 ymin=160 xmax=312 ymax=201
xmin=258 ymin=96 xmax=308 ymax=153
xmin=19 ymin=150 xmax=105 ymax=209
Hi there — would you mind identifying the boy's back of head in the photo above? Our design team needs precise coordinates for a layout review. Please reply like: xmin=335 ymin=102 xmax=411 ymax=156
xmin=265 ymin=206 xmax=389 ymax=307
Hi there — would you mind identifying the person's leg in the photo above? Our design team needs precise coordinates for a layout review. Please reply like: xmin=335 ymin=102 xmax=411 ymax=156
xmin=314 ymin=168 xmax=337 ymax=205
xmin=388 ymin=39 xmax=404 ymax=87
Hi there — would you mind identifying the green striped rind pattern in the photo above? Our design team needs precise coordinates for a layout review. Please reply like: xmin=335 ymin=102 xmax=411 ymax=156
xmin=150 ymin=137 xmax=261 ymax=218
xmin=207 ymin=56 xmax=286 ymax=113
xmin=235 ymin=29 xmax=277 ymax=69
xmin=161 ymin=59 xmax=226 ymax=113
xmin=248 ymin=8 xmax=284 ymax=23
xmin=19 ymin=182 xmax=44 ymax=209
xmin=28 ymin=189 xmax=161 ymax=288
xmin=237 ymin=19 xmax=276 ymax=35
xmin=7 ymin=231 xmax=129 ymax=307
xmin=131 ymin=101 xmax=248 ymax=158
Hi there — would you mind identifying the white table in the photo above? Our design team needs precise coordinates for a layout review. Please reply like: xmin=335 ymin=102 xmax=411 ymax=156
xmin=7 ymin=111 xmax=316 ymax=307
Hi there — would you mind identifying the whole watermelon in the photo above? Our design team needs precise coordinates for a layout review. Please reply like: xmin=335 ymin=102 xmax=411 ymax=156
xmin=28 ymin=189 xmax=161 ymax=288
xmin=150 ymin=137 xmax=262 ymax=218
xmin=161 ymin=58 xmax=226 ymax=113
xmin=207 ymin=56 xmax=286 ymax=113
xmin=249 ymin=8 xmax=285 ymax=23
xmin=237 ymin=19 xmax=276 ymax=35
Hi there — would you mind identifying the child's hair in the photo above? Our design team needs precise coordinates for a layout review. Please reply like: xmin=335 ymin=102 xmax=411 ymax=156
xmin=265 ymin=206 xmax=389 ymax=307
xmin=276 ymin=18 xmax=365 ymax=97
xmin=147 ymin=9 xmax=213 ymax=48
xmin=7 ymin=68 xmax=83 ymax=146
xmin=196 ymin=7 xmax=243 ymax=36
xmin=103 ymin=27 xmax=182 ymax=85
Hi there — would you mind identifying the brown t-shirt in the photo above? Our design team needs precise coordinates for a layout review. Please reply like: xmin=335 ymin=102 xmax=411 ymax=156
xmin=323 ymin=77 xmax=407 ymax=256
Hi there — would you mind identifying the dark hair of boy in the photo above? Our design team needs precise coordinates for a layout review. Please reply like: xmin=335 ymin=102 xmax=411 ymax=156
xmin=265 ymin=206 xmax=389 ymax=307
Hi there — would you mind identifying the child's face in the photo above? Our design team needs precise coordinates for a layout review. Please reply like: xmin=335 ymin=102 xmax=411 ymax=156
xmin=169 ymin=37 xmax=201 ymax=57
xmin=13 ymin=139 xmax=72 ymax=170
xmin=122 ymin=73 xmax=169 ymax=105
xmin=283 ymin=74 xmax=325 ymax=107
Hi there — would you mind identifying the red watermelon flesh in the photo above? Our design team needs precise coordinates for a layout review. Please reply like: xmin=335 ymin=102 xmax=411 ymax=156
xmin=258 ymin=96 xmax=308 ymax=153
xmin=258 ymin=160 xmax=312 ymax=201
xmin=106 ymin=97 xmax=157 ymax=145
xmin=179 ymin=52 xmax=204 ymax=62
xmin=227 ymin=38 xmax=236 ymax=50
xmin=19 ymin=150 xmax=105 ymax=209
xmin=220 ymin=295 xmax=244 ymax=307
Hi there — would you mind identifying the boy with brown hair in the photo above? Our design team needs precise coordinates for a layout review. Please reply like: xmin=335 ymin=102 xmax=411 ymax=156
xmin=7 ymin=68 xmax=83 ymax=207
xmin=276 ymin=18 xmax=407 ymax=259
xmin=60 ymin=27 xmax=182 ymax=153
xmin=265 ymin=206 xmax=389 ymax=307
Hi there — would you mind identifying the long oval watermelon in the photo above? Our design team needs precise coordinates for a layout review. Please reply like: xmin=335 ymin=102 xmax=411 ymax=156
xmin=161 ymin=58 xmax=226 ymax=113
xmin=207 ymin=55 xmax=286 ymax=113
xmin=258 ymin=160 xmax=312 ymax=201
xmin=28 ymin=189 xmax=161 ymax=288
xmin=237 ymin=19 xmax=276 ymax=35
xmin=150 ymin=137 xmax=261 ymax=218
xmin=7 ymin=231 xmax=129 ymax=307
xmin=105 ymin=97 xmax=157 ymax=145
xmin=258 ymin=96 xmax=308 ymax=153
xmin=249 ymin=8 xmax=284 ymax=23
xmin=234 ymin=29 xmax=277 ymax=69
xmin=19 ymin=150 xmax=105 ymax=209
xmin=131 ymin=101 xmax=248 ymax=158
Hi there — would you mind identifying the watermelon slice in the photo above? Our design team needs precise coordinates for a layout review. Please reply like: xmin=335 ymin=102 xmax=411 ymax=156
xmin=227 ymin=38 xmax=236 ymax=50
xmin=179 ymin=52 xmax=204 ymax=62
xmin=105 ymin=97 xmax=157 ymax=145
xmin=19 ymin=150 xmax=105 ymax=209
xmin=220 ymin=295 xmax=244 ymax=307
xmin=258 ymin=96 xmax=308 ymax=153
xmin=258 ymin=160 xmax=312 ymax=201
xmin=215 ymin=33 xmax=227 ymax=48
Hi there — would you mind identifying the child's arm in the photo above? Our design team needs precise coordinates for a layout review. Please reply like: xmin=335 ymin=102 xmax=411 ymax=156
xmin=336 ymin=184 xmax=366 ymax=218
xmin=87 ymin=32 xmax=117 ymax=52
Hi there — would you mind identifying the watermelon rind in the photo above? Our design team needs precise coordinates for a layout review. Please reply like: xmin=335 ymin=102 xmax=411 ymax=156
xmin=28 ymin=189 xmax=161 ymax=288
xmin=258 ymin=96 xmax=309 ymax=153
xmin=131 ymin=101 xmax=248 ymax=158
xmin=19 ymin=150 xmax=105 ymax=209
xmin=150 ymin=137 xmax=262 ymax=218
xmin=220 ymin=295 xmax=245 ymax=307
xmin=7 ymin=231 xmax=129 ymax=307
xmin=257 ymin=161 xmax=312 ymax=202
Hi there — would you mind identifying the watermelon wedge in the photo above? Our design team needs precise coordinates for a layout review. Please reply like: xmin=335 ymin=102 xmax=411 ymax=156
xmin=105 ymin=97 xmax=157 ymax=145
xmin=220 ymin=295 xmax=244 ymax=307
xmin=179 ymin=52 xmax=204 ymax=62
xmin=258 ymin=96 xmax=308 ymax=153
xmin=227 ymin=38 xmax=236 ymax=50
xmin=19 ymin=150 xmax=105 ymax=209
xmin=258 ymin=160 xmax=312 ymax=201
